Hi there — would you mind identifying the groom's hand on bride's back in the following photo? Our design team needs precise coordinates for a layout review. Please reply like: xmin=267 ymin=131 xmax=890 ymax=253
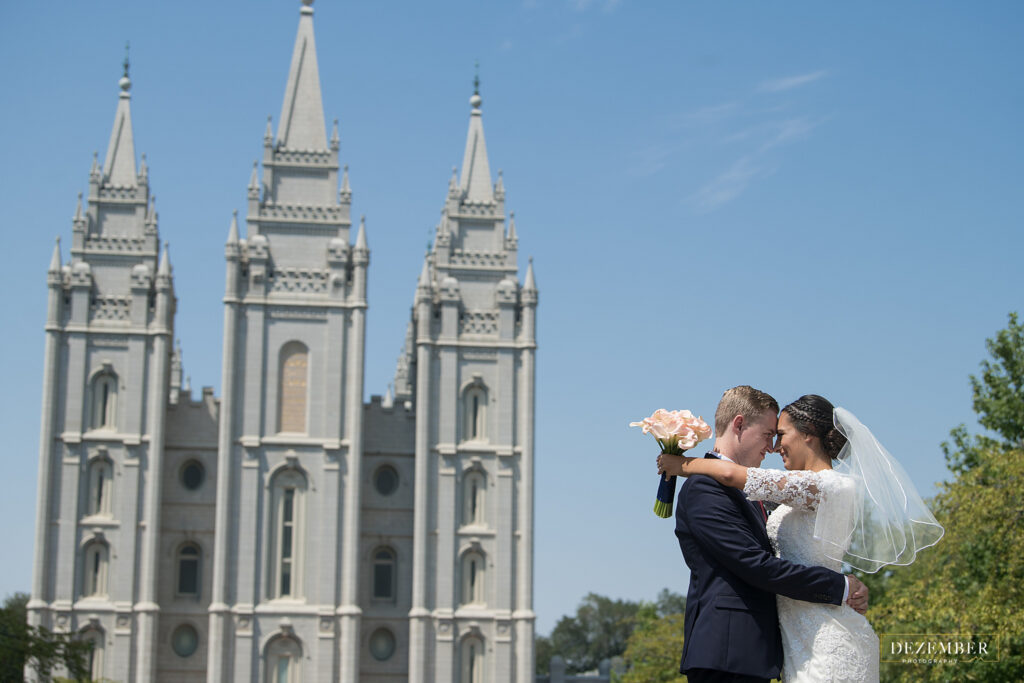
xmin=845 ymin=575 xmax=869 ymax=614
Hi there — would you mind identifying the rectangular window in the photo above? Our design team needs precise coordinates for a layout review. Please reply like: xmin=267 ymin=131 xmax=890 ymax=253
xmin=280 ymin=488 xmax=295 ymax=596
xmin=374 ymin=564 xmax=393 ymax=599
xmin=179 ymin=558 xmax=199 ymax=595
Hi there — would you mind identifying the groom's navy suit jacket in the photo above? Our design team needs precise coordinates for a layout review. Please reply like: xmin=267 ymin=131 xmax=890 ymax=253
xmin=675 ymin=454 xmax=846 ymax=679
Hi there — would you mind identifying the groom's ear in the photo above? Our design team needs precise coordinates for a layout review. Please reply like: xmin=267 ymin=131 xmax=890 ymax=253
xmin=731 ymin=414 xmax=745 ymax=434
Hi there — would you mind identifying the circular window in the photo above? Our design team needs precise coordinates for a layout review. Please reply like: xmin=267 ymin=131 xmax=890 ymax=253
xmin=374 ymin=465 xmax=398 ymax=496
xmin=171 ymin=624 xmax=198 ymax=658
xmin=181 ymin=460 xmax=205 ymax=491
xmin=369 ymin=628 xmax=396 ymax=661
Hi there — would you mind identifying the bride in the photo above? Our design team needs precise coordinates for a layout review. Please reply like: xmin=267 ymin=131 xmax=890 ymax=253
xmin=658 ymin=394 xmax=943 ymax=683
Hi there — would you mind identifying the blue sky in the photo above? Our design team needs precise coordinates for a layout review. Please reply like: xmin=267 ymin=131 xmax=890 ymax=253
xmin=1 ymin=1 xmax=1021 ymax=636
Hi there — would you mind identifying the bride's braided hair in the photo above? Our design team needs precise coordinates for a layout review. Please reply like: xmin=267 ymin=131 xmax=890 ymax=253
xmin=782 ymin=394 xmax=848 ymax=460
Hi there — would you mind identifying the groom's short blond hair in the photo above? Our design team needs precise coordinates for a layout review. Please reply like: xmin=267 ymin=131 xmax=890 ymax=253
xmin=715 ymin=385 xmax=779 ymax=435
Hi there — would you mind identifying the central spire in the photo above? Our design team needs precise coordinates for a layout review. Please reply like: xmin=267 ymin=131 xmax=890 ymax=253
xmin=277 ymin=0 xmax=327 ymax=151
xmin=459 ymin=67 xmax=494 ymax=203
xmin=102 ymin=44 xmax=138 ymax=187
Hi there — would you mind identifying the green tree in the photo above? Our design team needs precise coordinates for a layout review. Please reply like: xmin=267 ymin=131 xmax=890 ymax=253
xmin=619 ymin=591 xmax=688 ymax=683
xmin=552 ymin=593 xmax=641 ymax=673
xmin=867 ymin=313 xmax=1024 ymax=681
xmin=0 ymin=592 xmax=92 ymax=682
xmin=535 ymin=590 xmax=686 ymax=675
xmin=867 ymin=444 xmax=1024 ymax=681
xmin=943 ymin=312 xmax=1024 ymax=474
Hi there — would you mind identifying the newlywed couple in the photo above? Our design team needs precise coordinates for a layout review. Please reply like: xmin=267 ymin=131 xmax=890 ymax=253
xmin=656 ymin=386 xmax=943 ymax=683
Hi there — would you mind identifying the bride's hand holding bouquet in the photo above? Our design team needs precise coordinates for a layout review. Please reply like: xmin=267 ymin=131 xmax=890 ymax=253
xmin=630 ymin=409 xmax=713 ymax=518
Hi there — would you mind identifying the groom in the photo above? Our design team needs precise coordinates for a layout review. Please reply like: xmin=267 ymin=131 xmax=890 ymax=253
xmin=671 ymin=386 xmax=867 ymax=683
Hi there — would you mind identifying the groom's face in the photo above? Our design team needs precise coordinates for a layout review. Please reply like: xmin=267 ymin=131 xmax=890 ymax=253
xmin=734 ymin=411 xmax=778 ymax=467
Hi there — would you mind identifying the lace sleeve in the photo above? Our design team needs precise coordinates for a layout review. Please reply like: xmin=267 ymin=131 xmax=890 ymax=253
xmin=743 ymin=468 xmax=823 ymax=511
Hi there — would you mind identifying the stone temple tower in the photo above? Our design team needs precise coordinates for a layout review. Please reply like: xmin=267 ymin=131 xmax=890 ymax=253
xmin=399 ymin=78 xmax=539 ymax=683
xmin=206 ymin=0 xmax=369 ymax=680
xmin=27 ymin=57 xmax=177 ymax=681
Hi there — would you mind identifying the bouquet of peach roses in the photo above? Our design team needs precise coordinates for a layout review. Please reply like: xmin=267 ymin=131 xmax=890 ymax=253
xmin=630 ymin=409 xmax=713 ymax=518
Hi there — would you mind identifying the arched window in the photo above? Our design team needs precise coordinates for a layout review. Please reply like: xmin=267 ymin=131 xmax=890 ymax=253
xmin=461 ymin=636 xmax=484 ymax=683
xmin=278 ymin=342 xmax=309 ymax=434
xmin=83 ymin=541 xmax=109 ymax=598
xmin=269 ymin=469 xmax=306 ymax=599
xmin=463 ymin=384 xmax=487 ymax=442
xmin=87 ymin=457 xmax=113 ymax=517
xmin=462 ymin=470 xmax=486 ymax=527
xmin=81 ymin=627 xmax=104 ymax=680
xmin=372 ymin=547 xmax=396 ymax=601
xmin=460 ymin=550 xmax=485 ymax=606
xmin=265 ymin=635 xmax=302 ymax=683
xmin=177 ymin=543 xmax=201 ymax=598
xmin=91 ymin=371 xmax=118 ymax=430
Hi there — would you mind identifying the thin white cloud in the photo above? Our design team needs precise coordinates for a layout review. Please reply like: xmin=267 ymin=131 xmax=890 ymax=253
xmin=757 ymin=70 xmax=827 ymax=93
xmin=759 ymin=116 xmax=818 ymax=152
xmin=690 ymin=156 xmax=762 ymax=212
xmin=687 ymin=116 xmax=822 ymax=211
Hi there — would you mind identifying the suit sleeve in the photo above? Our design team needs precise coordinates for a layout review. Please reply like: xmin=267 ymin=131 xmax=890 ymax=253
xmin=682 ymin=475 xmax=845 ymax=605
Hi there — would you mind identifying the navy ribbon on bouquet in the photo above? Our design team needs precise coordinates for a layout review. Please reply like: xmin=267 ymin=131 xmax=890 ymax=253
xmin=654 ymin=474 xmax=676 ymax=518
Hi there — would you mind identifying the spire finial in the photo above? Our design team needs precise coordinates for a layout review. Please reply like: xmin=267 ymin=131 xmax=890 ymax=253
xmin=120 ymin=42 xmax=131 ymax=92
xmin=470 ymin=60 xmax=482 ymax=110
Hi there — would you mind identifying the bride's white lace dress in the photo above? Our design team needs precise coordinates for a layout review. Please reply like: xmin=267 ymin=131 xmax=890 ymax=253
xmin=744 ymin=468 xmax=880 ymax=683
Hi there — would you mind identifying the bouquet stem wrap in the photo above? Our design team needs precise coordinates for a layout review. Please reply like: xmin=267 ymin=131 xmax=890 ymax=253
xmin=654 ymin=473 xmax=677 ymax=518
xmin=630 ymin=409 xmax=713 ymax=518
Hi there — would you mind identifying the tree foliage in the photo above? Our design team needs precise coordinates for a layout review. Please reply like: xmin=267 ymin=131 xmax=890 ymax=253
xmin=867 ymin=312 xmax=1024 ymax=681
xmin=866 ymin=444 xmax=1024 ymax=681
xmin=535 ymin=590 xmax=685 ymax=675
xmin=620 ymin=612 xmax=687 ymax=683
xmin=0 ymin=592 xmax=92 ymax=681
xmin=943 ymin=312 xmax=1024 ymax=474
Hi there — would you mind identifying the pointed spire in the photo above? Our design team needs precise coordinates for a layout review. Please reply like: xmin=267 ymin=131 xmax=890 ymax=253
xmin=158 ymin=242 xmax=171 ymax=277
xmin=355 ymin=215 xmax=368 ymax=250
xmin=277 ymin=0 xmax=327 ymax=150
xmin=74 ymin=193 xmax=83 ymax=221
xmin=417 ymin=253 xmax=431 ymax=289
xmin=507 ymin=211 xmax=518 ymax=241
xmin=495 ymin=169 xmax=504 ymax=196
xmin=383 ymin=383 xmax=394 ymax=409
xmin=330 ymin=118 xmax=340 ymax=149
xmin=448 ymin=166 xmax=459 ymax=196
xmin=459 ymin=68 xmax=493 ymax=203
xmin=49 ymin=237 xmax=62 ymax=273
xmin=248 ymin=161 xmax=260 ymax=196
xmin=524 ymin=257 xmax=537 ymax=291
xmin=227 ymin=210 xmax=240 ymax=244
xmin=90 ymin=151 xmax=101 ymax=181
xmin=264 ymin=115 xmax=274 ymax=145
xmin=103 ymin=49 xmax=138 ymax=187
xmin=184 ymin=375 xmax=192 ymax=393
xmin=339 ymin=164 xmax=351 ymax=202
